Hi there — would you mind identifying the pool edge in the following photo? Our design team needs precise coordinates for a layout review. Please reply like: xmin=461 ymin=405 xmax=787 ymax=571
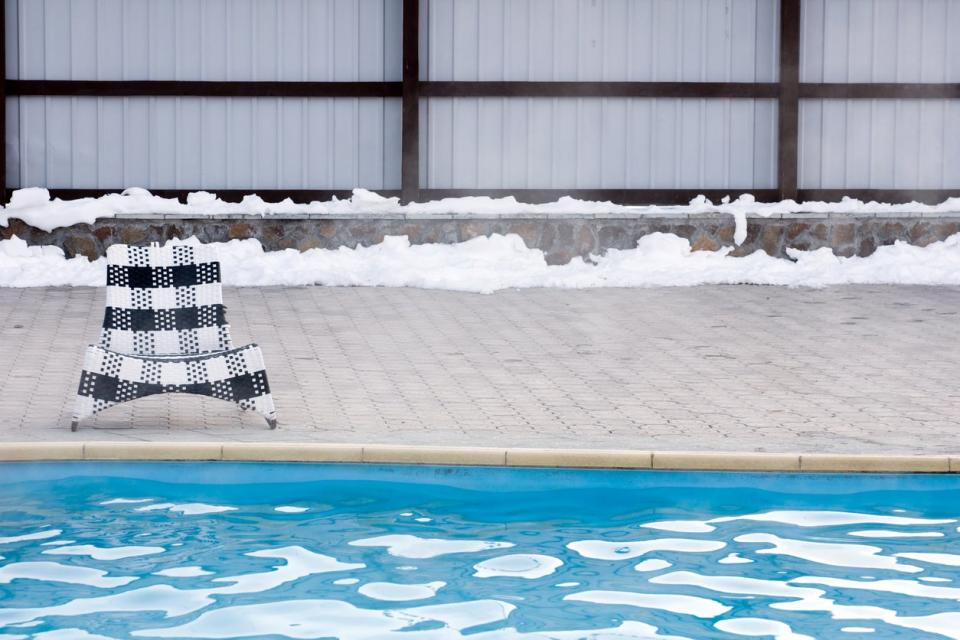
xmin=0 ymin=442 xmax=955 ymax=473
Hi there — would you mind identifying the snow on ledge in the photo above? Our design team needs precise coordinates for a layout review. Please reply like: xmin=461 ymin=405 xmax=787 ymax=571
xmin=3 ymin=232 xmax=960 ymax=292
xmin=1 ymin=188 xmax=959 ymax=247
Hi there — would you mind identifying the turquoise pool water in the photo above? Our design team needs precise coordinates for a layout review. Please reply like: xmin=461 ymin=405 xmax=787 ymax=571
xmin=1 ymin=462 xmax=959 ymax=639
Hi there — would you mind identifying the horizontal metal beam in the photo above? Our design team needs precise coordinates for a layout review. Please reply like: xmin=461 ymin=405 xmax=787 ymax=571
xmin=797 ymin=189 xmax=958 ymax=205
xmin=417 ymin=189 xmax=783 ymax=206
xmin=800 ymin=83 xmax=960 ymax=99
xmin=42 ymin=188 xmax=402 ymax=203
xmin=25 ymin=188 xmax=957 ymax=207
xmin=7 ymin=80 xmax=403 ymax=98
xmin=421 ymin=81 xmax=780 ymax=99
xmin=8 ymin=80 xmax=959 ymax=101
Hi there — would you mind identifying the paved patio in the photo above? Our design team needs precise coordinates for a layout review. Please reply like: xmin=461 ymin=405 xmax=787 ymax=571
xmin=0 ymin=285 xmax=958 ymax=453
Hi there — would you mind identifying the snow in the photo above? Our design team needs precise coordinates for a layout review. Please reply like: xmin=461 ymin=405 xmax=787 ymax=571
xmin=2 ymin=188 xmax=959 ymax=242
xmin=5 ymin=230 xmax=960 ymax=292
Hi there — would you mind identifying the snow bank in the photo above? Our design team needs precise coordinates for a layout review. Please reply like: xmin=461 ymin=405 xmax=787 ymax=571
xmin=2 ymin=188 xmax=959 ymax=246
xmin=4 ymin=232 xmax=960 ymax=293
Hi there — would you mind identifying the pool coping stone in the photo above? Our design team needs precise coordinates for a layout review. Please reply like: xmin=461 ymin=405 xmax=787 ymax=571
xmin=0 ymin=443 xmax=956 ymax=473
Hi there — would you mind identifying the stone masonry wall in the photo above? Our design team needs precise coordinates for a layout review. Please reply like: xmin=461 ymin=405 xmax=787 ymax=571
xmin=3 ymin=213 xmax=958 ymax=265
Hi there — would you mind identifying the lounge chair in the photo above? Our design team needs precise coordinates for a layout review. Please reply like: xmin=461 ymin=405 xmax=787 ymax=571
xmin=71 ymin=242 xmax=277 ymax=431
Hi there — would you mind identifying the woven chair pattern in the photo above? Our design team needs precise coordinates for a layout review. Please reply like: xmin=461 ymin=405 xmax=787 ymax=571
xmin=71 ymin=243 xmax=277 ymax=430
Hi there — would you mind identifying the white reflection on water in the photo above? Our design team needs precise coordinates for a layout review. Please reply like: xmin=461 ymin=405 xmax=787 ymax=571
xmin=349 ymin=534 xmax=514 ymax=559
xmin=0 ymin=561 xmax=136 ymax=588
xmin=634 ymin=559 xmax=672 ymax=572
xmin=358 ymin=580 xmax=446 ymax=601
xmin=792 ymin=575 xmax=960 ymax=599
xmin=0 ymin=585 xmax=217 ymax=626
xmin=641 ymin=520 xmax=716 ymax=533
xmin=565 ymin=589 xmax=731 ymax=618
xmin=847 ymin=530 xmax=943 ymax=538
xmin=470 ymin=621 xmax=691 ymax=640
xmin=211 ymin=546 xmax=364 ymax=594
xmin=567 ymin=538 xmax=725 ymax=560
xmin=473 ymin=554 xmax=563 ymax=579
xmin=135 ymin=503 xmax=236 ymax=515
xmin=711 ymin=510 xmax=955 ymax=527
xmin=718 ymin=553 xmax=753 ymax=564
xmin=734 ymin=534 xmax=922 ymax=573
xmin=130 ymin=598 xmax=517 ymax=639
xmin=651 ymin=570 xmax=960 ymax=639
xmin=714 ymin=617 xmax=814 ymax=640
xmin=895 ymin=552 xmax=960 ymax=566
xmin=32 ymin=630 xmax=121 ymax=640
xmin=152 ymin=567 xmax=213 ymax=578
xmin=43 ymin=544 xmax=165 ymax=560
xmin=0 ymin=545 xmax=364 ymax=626
xmin=0 ymin=529 xmax=61 ymax=544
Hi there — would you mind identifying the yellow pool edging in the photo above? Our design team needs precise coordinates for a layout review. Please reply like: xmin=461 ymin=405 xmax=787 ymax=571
xmin=0 ymin=442 xmax=956 ymax=473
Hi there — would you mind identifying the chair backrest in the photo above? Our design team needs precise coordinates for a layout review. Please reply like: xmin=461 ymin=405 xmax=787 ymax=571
xmin=100 ymin=243 xmax=234 ymax=356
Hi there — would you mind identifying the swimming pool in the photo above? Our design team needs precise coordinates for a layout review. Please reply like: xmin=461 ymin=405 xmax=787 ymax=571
xmin=1 ymin=462 xmax=959 ymax=639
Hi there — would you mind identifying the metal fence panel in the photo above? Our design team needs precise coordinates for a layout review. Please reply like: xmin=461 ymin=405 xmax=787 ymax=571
xmin=799 ymin=99 xmax=960 ymax=189
xmin=801 ymin=0 xmax=960 ymax=83
xmin=422 ymin=0 xmax=779 ymax=82
xmin=9 ymin=96 xmax=401 ymax=189
xmin=7 ymin=0 xmax=401 ymax=82
xmin=422 ymin=97 xmax=777 ymax=189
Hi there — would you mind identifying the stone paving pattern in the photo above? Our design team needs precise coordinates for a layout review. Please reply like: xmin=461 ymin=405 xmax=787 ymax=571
xmin=1 ymin=285 xmax=958 ymax=453
xmin=4 ymin=213 xmax=960 ymax=264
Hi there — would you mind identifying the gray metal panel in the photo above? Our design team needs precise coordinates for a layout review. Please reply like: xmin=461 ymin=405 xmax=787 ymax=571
xmin=421 ymin=0 xmax=779 ymax=82
xmin=10 ymin=0 xmax=401 ymax=81
xmin=799 ymin=99 xmax=960 ymax=189
xmin=9 ymin=97 xmax=402 ymax=189
xmin=801 ymin=0 xmax=960 ymax=83
xmin=422 ymin=97 xmax=778 ymax=189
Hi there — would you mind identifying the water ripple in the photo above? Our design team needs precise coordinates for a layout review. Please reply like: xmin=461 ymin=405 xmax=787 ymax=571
xmin=1 ymin=466 xmax=960 ymax=638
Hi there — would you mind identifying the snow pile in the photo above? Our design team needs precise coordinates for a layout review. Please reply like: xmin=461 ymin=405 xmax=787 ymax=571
xmin=2 ymin=188 xmax=959 ymax=241
xmin=0 ymin=236 xmax=104 ymax=287
xmin=4 ymin=232 xmax=960 ymax=292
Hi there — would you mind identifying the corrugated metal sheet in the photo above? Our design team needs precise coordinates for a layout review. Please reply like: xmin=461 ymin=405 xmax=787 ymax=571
xmin=422 ymin=97 xmax=778 ymax=189
xmin=4 ymin=0 xmax=958 ymax=194
xmin=8 ymin=97 xmax=401 ymax=189
xmin=799 ymin=99 xmax=960 ymax=189
xmin=5 ymin=0 xmax=401 ymax=81
xmin=421 ymin=0 xmax=779 ymax=82
xmin=801 ymin=0 xmax=960 ymax=83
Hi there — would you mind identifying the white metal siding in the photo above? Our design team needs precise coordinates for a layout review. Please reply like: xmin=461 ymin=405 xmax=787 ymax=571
xmin=4 ymin=0 xmax=959 ymax=195
xmin=422 ymin=98 xmax=778 ymax=189
xmin=6 ymin=0 xmax=402 ymax=81
xmin=801 ymin=0 xmax=960 ymax=83
xmin=8 ymin=97 xmax=401 ymax=189
xmin=799 ymin=99 xmax=960 ymax=189
xmin=421 ymin=0 xmax=779 ymax=82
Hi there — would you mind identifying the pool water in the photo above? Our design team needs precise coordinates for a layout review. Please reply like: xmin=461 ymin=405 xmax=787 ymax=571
xmin=1 ymin=463 xmax=960 ymax=639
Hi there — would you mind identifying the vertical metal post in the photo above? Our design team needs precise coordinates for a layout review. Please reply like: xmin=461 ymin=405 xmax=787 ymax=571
xmin=777 ymin=0 xmax=801 ymax=202
xmin=400 ymin=0 xmax=420 ymax=204
xmin=0 ymin=0 xmax=7 ymax=205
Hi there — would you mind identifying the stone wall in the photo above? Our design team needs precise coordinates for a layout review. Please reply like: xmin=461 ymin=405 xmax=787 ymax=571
xmin=3 ymin=213 xmax=958 ymax=265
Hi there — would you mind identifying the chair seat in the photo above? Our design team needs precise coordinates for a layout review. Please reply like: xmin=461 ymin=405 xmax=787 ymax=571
xmin=74 ymin=343 xmax=276 ymax=426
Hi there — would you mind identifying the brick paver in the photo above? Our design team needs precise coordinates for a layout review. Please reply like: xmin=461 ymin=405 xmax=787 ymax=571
xmin=0 ymin=285 xmax=958 ymax=453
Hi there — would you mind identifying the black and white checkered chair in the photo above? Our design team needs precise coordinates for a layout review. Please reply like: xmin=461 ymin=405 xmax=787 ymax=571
xmin=71 ymin=243 xmax=277 ymax=431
